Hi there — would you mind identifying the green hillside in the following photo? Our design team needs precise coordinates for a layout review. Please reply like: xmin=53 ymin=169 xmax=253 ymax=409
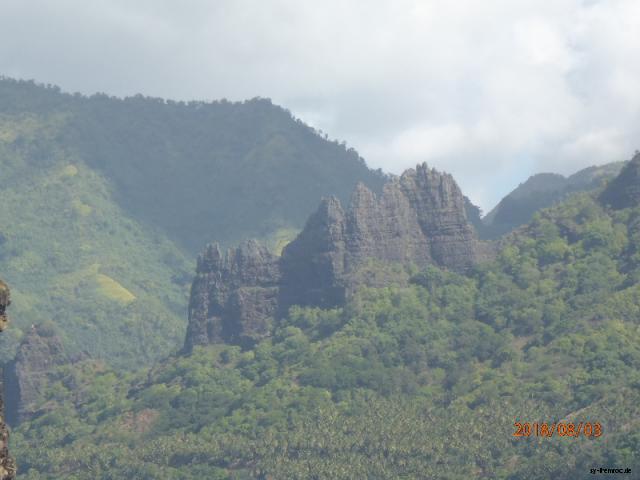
xmin=10 ymin=181 xmax=640 ymax=478
xmin=0 ymin=77 xmax=385 ymax=368
xmin=0 ymin=77 xmax=386 ymax=253
xmin=0 ymin=111 xmax=192 ymax=368
xmin=481 ymin=162 xmax=625 ymax=238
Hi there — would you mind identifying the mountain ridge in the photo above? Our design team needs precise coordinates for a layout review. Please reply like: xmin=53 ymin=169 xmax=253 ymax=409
xmin=8 ymin=152 xmax=640 ymax=478
xmin=481 ymin=160 xmax=626 ymax=238
xmin=185 ymin=162 xmax=487 ymax=351
xmin=0 ymin=76 xmax=387 ymax=253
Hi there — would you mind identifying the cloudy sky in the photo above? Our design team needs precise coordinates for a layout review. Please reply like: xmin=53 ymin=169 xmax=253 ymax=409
xmin=1 ymin=0 xmax=639 ymax=211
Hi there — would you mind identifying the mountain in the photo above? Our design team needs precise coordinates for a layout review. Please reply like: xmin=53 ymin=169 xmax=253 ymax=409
xmin=0 ymin=280 xmax=16 ymax=480
xmin=184 ymin=163 xmax=488 ymax=351
xmin=9 ymin=155 xmax=640 ymax=478
xmin=0 ymin=77 xmax=386 ymax=253
xmin=481 ymin=161 xmax=625 ymax=238
xmin=0 ymin=137 xmax=193 ymax=369
xmin=600 ymin=152 xmax=640 ymax=209
xmin=0 ymin=76 xmax=386 ymax=369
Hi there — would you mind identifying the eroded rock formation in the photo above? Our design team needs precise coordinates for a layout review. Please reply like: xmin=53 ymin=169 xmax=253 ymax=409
xmin=279 ymin=164 xmax=480 ymax=310
xmin=185 ymin=163 xmax=485 ymax=351
xmin=184 ymin=240 xmax=280 ymax=351
xmin=0 ymin=280 xmax=16 ymax=480
xmin=4 ymin=323 xmax=70 ymax=426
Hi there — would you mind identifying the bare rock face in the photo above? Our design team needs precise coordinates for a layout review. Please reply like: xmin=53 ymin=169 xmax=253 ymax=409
xmin=3 ymin=323 xmax=70 ymax=426
xmin=185 ymin=163 xmax=483 ymax=350
xmin=600 ymin=152 xmax=640 ymax=210
xmin=399 ymin=164 xmax=479 ymax=270
xmin=0 ymin=282 xmax=9 ymax=333
xmin=0 ymin=280 xmax=16 ymax=480
xmin=184 ymin=240 xmax=280 ymax=352
xmin=280 ymin=163 xmax=480 ymax=310
xmin=278 ymin=196 xmax=348 ymax=311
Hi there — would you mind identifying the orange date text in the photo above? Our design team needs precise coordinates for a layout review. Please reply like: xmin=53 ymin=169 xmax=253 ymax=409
xmin=513 ymin=421 xmax=602 ymax=438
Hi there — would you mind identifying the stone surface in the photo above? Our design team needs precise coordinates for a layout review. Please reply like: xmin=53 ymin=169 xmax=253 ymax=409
xmin=279 ymin=163 xmax=481 ymax=311
xmin=185 ymin=163 xmax=485 ymax=350
xmin=3 ymin=324 xmax=70 ymax=426
xmin=0 ymin=281 xmax=9 ymax=334
xmin=600 ymin=152 xmax=640 ymax=210
xmin=0 ymin=280 xmax=16 ymax=480
xmin=184 ymin=240 xmax=280 ymax=352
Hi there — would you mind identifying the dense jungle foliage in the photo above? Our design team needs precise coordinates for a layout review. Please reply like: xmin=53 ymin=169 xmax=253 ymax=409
xmin=0 ymin=77 xmax=385 ymax=253
xmin=10 ymin=187 xmax=640 ymax=478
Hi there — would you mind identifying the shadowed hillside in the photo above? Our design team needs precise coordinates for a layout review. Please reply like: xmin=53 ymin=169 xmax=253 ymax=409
xmin=0 ymin=77 xmax=386 ymax=253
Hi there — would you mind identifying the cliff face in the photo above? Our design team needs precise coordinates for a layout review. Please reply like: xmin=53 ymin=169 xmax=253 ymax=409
xmin=185 ymin=163 xmax=484 ymax=351
xmin=279 ymin=164 xmax=480 ymax=310
xmin=4 ymin=324 xmax=70 ymax=426
xmin=0 ymin=280 xmax=16 ymax=480
xmin=185 ymin=240 xmax=280 ymax=351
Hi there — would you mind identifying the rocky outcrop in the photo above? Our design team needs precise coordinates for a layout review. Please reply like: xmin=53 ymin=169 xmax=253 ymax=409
xmin=0 ymin=282 xmax=9 ymax=333
xmin=279 ymin=164 xmax=481 ymax=310
xmin=4 ymin=323 xmax=70 ymax=426
xmin=184 ymin=240 xmax=280 ymax=351
xmin=185 ymin=163 xmax=484 ymax=351
xmin=600 ymin=152 xmax=640 ymax=210
xmin=0 ymin=280 xmax=16 ymax=480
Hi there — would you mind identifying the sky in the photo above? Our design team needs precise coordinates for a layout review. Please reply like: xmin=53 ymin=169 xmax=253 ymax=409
xmin=1 ymin=0 xmax=639 ymax=212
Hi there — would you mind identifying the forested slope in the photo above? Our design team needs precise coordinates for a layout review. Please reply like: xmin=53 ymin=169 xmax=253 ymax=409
xmin=481 ymin=161 xmax=625 ymax=238
xmin=0 ymin=77 xmax=386 ymax=253
xmin=0 ymin=77 xmax=385 ymax=368
xmin=10 ymin=157 xmax=640 ymax=479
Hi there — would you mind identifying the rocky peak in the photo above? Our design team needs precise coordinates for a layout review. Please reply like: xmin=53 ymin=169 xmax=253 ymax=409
xmin=4 ymin=323 xmax=70 ymax=426
xmin=196 ymin=243 xmax=224 ymax=273
xmin=185 ymin=163 xmax=484 ymax=351
xmin=185 ymin=240 xmax=280 ymax=352
xmin=278 ymin=197 xmax=348 ymax=311
xmin=0 ymin=280 xmax=16 ymax=480
xmin=401 ymin=164 xmax=479 ymax=271
xmin=600 ymin=152 xmax=640 ymax=209
xmin=279 ymin=163 xmax=480 ymax=309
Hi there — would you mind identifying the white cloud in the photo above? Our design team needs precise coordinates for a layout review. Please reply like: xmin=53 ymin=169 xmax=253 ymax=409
xmin=0 ymin=0 xmax=639 ymax=210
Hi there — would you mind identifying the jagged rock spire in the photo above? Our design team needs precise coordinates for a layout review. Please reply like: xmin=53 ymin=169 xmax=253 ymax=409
xmin=184 ymin=240 xmax=280 ymax=352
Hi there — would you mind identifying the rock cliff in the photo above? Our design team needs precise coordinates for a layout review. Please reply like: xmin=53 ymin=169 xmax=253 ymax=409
xmin=184 ymin=240 xmax=280 ymax=351
xmin=0 ymin=280 xmax=16 ymax=480
xmin=279 ymin=164 xmax=481 ymax=310
xmin=4 ymin=323 xmax=70 ymax=426
xmin=185 ymin=163 xmax=484 ymax=351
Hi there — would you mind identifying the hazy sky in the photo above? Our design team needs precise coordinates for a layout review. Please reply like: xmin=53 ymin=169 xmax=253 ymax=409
xmin=1 ymin=0 xmax=639 ymax=211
